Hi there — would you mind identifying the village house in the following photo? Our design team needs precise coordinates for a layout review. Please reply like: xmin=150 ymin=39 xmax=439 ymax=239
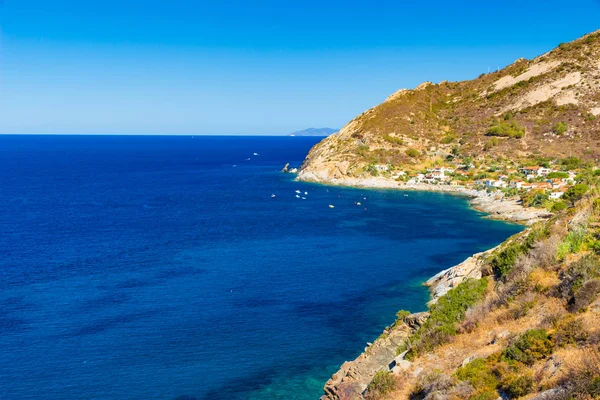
xmin=485 ymin=179 xmax=507 ymax=188
xmin=520 ymin=166 xmax=554 ymax=177
xmin=509 ymin=180 xmax=525 ymax=189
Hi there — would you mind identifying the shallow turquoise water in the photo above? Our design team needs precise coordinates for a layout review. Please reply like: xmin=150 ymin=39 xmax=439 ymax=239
xmin=0 ymin=135 xmax=522 ymax=399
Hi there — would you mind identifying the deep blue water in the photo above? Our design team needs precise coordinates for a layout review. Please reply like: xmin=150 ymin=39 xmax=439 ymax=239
xmin=0 ymin=135 xmax=522 ymax=400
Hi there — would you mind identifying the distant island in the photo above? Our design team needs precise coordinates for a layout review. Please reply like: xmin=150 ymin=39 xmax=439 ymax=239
xmin=289 ymin=127 xmax=338 ymax=137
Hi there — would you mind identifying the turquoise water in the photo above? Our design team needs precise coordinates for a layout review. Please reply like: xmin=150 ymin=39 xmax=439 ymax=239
xmin=0 ymin=135 xmax=522 ymax=399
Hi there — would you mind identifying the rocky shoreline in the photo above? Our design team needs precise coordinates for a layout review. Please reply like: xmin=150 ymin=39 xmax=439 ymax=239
xmin=295 ymin=172 xmax=551 ymax=225
xmin=318 ymin=246 xmax=503 ymax=400
xmin=294 ymin=171 xmax=542 ymax=399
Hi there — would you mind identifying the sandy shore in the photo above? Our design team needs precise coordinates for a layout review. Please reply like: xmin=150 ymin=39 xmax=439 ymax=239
xmin=295 ymin=173 xmax=551 ymax=225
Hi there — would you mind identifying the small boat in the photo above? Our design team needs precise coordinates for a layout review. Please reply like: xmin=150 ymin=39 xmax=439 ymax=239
xmin=271 ymin=194 xmax=276 ymax=198
xmin=304 ymin=191 xmax=308 ymax=195
xmin=253 ymin=152 xmax=259 ymax=156
xmin=404 ymin=194 xmax=409 ymax=197
xmin=329 ymin=205 xmax=335 ymax=208
xmin=296 ymin=195 xmax=300 ymax=198
xmin=357 ymin=202 xmax=361 ymax=206
xmin=301 ymin=197 xmax=306 ymax=200
xmin=246 ymin=158 xmax=251 ymax=161
xmin=295 ymin=190 xmax=301 ymax=194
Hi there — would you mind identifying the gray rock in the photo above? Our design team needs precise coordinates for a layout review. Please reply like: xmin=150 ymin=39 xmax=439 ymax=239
xmin=461 ymin=355 xmax=477 ymax=367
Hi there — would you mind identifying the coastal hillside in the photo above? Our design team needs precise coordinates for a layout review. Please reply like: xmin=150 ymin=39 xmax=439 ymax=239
xmin=298 ymin=30 xmax=600 ymax=185
xmin=298 ymin=29 xmax=600 ymax=400
xmin=321 ymin=186 xmax=600 ymax=400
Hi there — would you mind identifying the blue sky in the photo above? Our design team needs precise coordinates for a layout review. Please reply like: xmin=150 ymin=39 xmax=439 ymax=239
xmin=0 ymin=1 xmax=599 ymax=135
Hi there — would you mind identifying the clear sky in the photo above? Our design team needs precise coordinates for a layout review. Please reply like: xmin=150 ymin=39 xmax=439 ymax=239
xmin=0 ymin=0 xmax=599 ymax=135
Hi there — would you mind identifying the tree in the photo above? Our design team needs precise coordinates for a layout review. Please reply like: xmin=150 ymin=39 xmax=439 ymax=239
xmin=563 ymin=184 xmax=589 ymax=205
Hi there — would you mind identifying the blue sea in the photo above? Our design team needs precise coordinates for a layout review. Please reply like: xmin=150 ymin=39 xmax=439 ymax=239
xmin=0 ymin=135 xmax=522 ymax=400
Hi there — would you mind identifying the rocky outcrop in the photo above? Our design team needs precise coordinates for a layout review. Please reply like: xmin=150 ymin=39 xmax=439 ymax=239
xmin=321 ymin=315 xmax=425 ymax=400
xmin=424 ymin=248 xmax=495 ymax=304
xmin=319 ymin=242 xmax=505 ymax=399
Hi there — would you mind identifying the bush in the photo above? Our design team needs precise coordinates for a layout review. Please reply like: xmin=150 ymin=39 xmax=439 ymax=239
xmin=502 ymin=329 xmax=553 ymax=366
xmin=560 ymin=156 xmax=583 ymax=171
xmin=484 ymin=138 xmax=498 ymax=151
xmin=553 ymin=315 xmax=588 ymax=346
xmin=551 ymin=201 xmax=567 ymax=212
xmin=547 ymin=171 xmax=570 ymax=179
xmin=556 ymin=228 xmax=587 ymax=260
xmin=553 ymin=122 xmax=568 ymax=135
xmin=365 ymin=371 xmax=396 ymax=399
xmin=440 ymin=134 xmax=455 ymax=144
xmin=559 ymin=254 xmax=600 ymax=302
xmin=563 ymin=184 xmax=589 ymax=205
xmin=406 ymin=148 xmax=420 ymax=158
xmin=486 ymin=121 xmax=525 ymax=138
xmin=455 ymin=358 xmax=498 ymax=395
xmin=502 ymin=374 xmax=534 ymax=398
xmin=383 ymin=134 xmax=403 ymax=145
xmin=396 ymin=309 xmax=410 ymax=320
xmin=490 ymin=243 xmax=522 ymax=279
xmin=405 ymin=278 xmax=488 ymax=359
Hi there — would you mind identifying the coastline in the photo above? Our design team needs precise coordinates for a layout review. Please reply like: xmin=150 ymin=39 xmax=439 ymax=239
xmin=295 ymin=172 xmax=552 ymax=225
xmin=294 ymin=171 xmax=537 ymax=399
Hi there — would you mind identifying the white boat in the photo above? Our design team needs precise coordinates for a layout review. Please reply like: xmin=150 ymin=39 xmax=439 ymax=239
xmin=271 ymin=194 xmax=276 ymax=198
xmin=295 ymin=190 xmax=301 ymax=193
xmin=357 ymin=202 xmax=361 ymax=206
xmin=253 ymin=152 xmax=259 ymax=156
xmin=329 ymin=205 xmax=334 ymax=208
xmin=301 ymin=197 xmax=306 ymax=200
xmin=296 ymin=195 xmax=300 ymax=198
xmin=304 ymin=191 xmax=308 ymax=195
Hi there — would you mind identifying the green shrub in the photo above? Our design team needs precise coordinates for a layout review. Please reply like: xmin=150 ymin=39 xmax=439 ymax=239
xmin=547 ymin=171 xmax=569 ymax=179
xmin=406 ymin=148 xmax=420 ymax=158
xmin=490 ymin=243 xmax=522 ymax=278
xmin=551 ymin=201 xmax=567 ymax=212
xmin=486 ymin=121 xmax=525 ymax=139
xmin=502 ymin=374 xmax=534 ymax=398
xmin=396 ymin=309 xmax=410 ymax=320
xmin=553 ymin=315 xmax=588 ymax=346
xmin=383 ymin=134 xmax=403 ymax=145
xmin=553 ymin=122 xmax=568 ymax=135
xmin=502 ymin=329 xmax=553 ymax=366
xmin=560 ymin=156 xmax=583 ymax=171
xmin=440 ymin=134 xmax=455 ymax=144
xmin=563 ymin=184 xmax=589 ymax=205
xmin=366 ymin=371 xmax=396 ymax=399
xmin=556 ymin=228 xmax=587 ymax=260
xmin=366 ymin=164 xmax=379 ymax=176
xmin=484 ymin=138 xmax=498 ymax=151
xmin=405 ymin=278 xmax=488 ymax=359
xmin=455 ymin=358 xmax=498 ymax=394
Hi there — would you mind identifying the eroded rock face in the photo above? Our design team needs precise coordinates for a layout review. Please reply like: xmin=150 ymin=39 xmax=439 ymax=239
xmin=320 ymin=316 xmax=421 ymax=400
xmin=424 ymin=248 xmax=494 ymax=304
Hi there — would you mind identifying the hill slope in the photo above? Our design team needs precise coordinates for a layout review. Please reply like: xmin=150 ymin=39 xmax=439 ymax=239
xmin=299 ymin=30 xmax=600 ymax=183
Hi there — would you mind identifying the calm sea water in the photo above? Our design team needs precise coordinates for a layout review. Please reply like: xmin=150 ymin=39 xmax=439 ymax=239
xmin=0 ymin=135 xmax=522 ymax=400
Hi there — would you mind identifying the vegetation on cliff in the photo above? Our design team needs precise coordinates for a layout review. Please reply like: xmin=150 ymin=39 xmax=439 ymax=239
xmin=360 ymin=185 xmax=600 ymax=400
